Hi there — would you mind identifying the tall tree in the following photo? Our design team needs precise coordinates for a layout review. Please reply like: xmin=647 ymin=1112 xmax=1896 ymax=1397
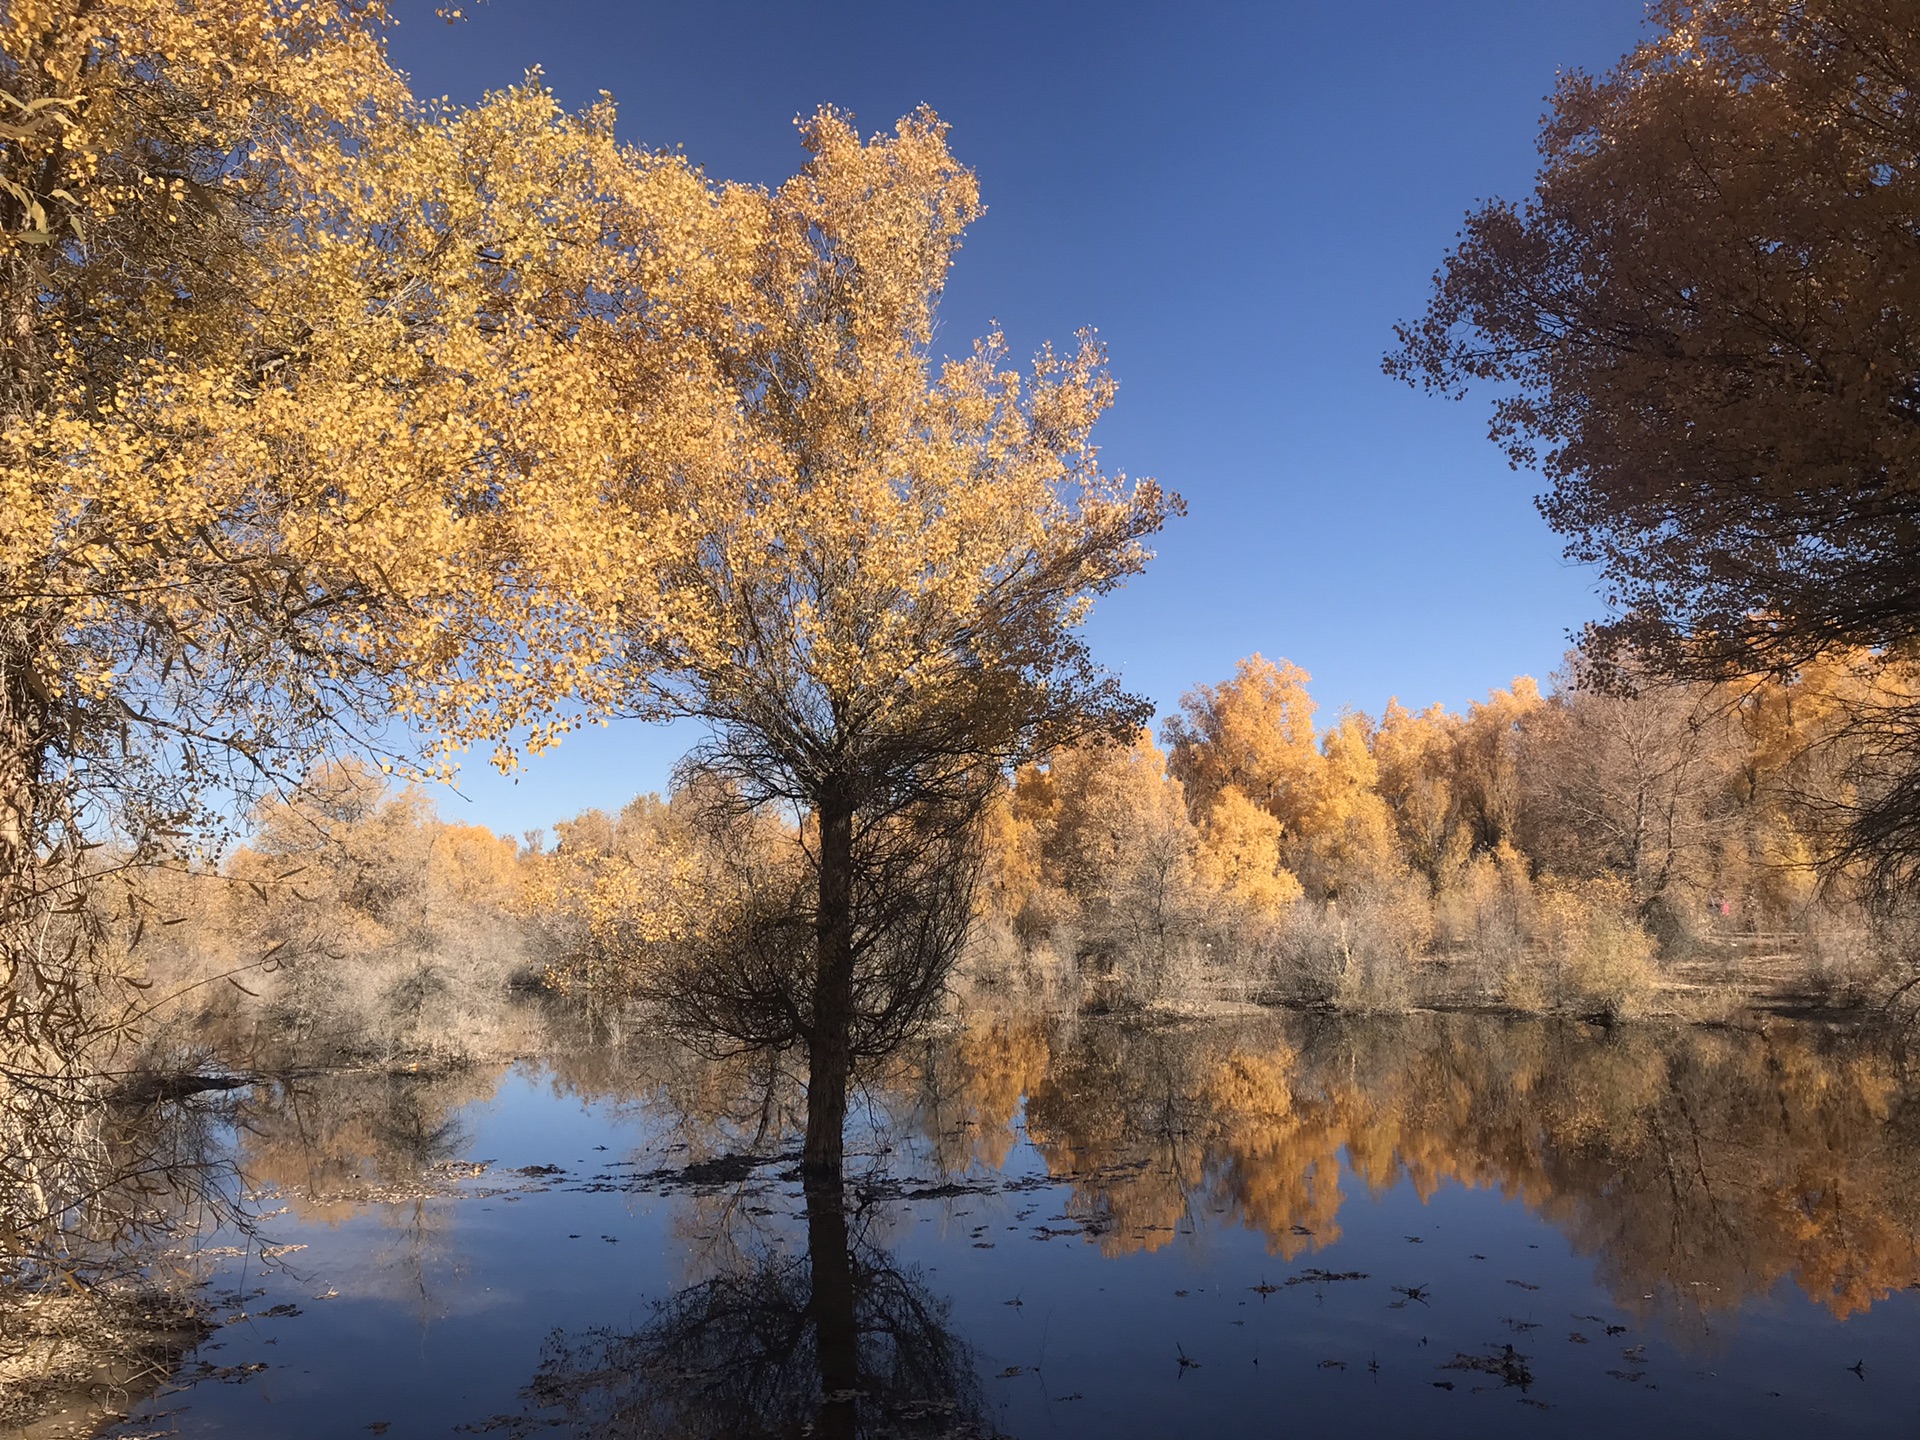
xmin=1164 ymin=654 xmax=1322 ymax=830
xmin=1386 ymin=0 xmax=1920 ymax=891
xmin=1 ymin=0 xmax=439 ymax=1291
xmin=541 ymin=109 xmax=1176 ymax=1188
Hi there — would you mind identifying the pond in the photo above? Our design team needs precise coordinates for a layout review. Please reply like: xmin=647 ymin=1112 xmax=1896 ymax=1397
xmin=109 ymin=1013 xmax=1920 ymax=1438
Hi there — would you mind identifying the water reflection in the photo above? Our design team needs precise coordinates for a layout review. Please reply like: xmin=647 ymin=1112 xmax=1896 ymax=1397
xmin=221 ymin=1015 xmax=1920 ymax=1336
xmin=945 ymin=1013 xmax=1920 ymax=1325
xmin=237 ymin=1068 xmax=493 ymax=1216
xmin=474 ymin=1192 xmax=998 ymax=1440
xmin=220 ymin=1015 xmax=1920 ymax=1334
xmin=127 ymin=1012 xmax=1920 ymax=1438
xmin=230 ymin=1067 xmax=504 ymax=1322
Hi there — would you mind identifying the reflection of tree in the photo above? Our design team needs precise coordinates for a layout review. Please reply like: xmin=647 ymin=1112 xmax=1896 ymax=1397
xmin=210 ymin=1008 xmax=1920 ymax=1378
xmin=939 ymin=1012 xmax=1920 ymax=1323
xmin=235 ymin=1069 xmax=488 ymax=1221
xmin=232 ymin=1068 xmax=496 ymax=1320
xmin=481 ymin=1193 xmax=1001 ymax=1440
xmin=910 ymin=1019 xmax=1050 ymax=1174
xmin=1021 ymin=1023 xmax=1212 ymax=1255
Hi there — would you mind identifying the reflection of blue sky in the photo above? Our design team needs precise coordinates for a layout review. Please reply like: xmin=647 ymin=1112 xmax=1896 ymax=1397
xmin=378 ymin=0 xmax=1653 ymax=839
xmin=122 ymin=1064 xmax=1920 ymax=1439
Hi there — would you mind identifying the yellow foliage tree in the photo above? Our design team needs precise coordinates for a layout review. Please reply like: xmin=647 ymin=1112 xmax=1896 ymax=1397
xmin=1454 ymin=678 xmax=1546 ymax=851
xmin=525 ymin=792 xmax=764 ymax=1005
xmin=3 ymin=1 xmax=436 ymax=1288
xmin=974 ymin=781 xmax=1050 ymax=935
xmin=473 ymin=108 xmax=1177 ymax=1184
xmin=1296 ymin=710 xmax=1397 ymax=892
xmin=1391 ymin=0 xmax=1920 ymax=901
xmin=1195 ymin=787 xmax=1301 ymax=916
xmin=3 ymin=5 xmax=764 ymax=915
xmin=1166 ymin=658 xmax=1396 ymax=895
xmin=0 ymin=1 xmax=761 ymax=1286
xmin=1038 ymin=735 xmax=1193 ymax=902
xmin=1164 ymin=654 xmax=1321 ymax=834
xmin=1373 ymin=699 xmax=1466 ymax=883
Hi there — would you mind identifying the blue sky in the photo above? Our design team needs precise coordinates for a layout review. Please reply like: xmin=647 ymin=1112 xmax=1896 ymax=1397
xmin=385 ymin=0 xmax=1651 ymax=840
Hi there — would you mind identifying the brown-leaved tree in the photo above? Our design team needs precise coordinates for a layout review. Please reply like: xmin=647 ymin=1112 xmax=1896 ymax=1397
xmin=1387 ymin=0 xmax=1920 ymax=897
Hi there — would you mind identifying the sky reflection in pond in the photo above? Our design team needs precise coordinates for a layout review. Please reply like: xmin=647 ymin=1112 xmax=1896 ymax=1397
xmin=113 ymin=1014 xmax=1920 ymax=1438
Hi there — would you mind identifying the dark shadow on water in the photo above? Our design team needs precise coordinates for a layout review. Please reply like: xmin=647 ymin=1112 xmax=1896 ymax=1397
xmin=468 ymin=1179 xmax=1002 ymax=1440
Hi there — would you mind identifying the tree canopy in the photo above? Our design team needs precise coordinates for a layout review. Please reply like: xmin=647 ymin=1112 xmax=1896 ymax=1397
xmin=527 ymin=108 xmax=1176 ymax=795
xmin=0 ymin=0 xmax=758 ymax=1284
xmin=1387 ymin=0 xmax=1920 ymax=895
xmin=1387 ymin=0 xmax=1920 ymax=678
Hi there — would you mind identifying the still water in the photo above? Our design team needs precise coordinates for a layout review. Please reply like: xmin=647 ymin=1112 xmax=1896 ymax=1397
xmin=114 ymin=1014 xmax=1920 ymax=1438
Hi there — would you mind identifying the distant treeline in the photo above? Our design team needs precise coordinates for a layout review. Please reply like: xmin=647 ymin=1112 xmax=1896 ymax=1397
xmin=140 ymin=645 xmax=1917 ymax=1060
xmin=971 ymin=649 xmax=1916 ymax=1017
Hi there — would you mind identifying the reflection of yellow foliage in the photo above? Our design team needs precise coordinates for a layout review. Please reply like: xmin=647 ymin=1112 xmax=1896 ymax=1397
xmin=991 ymin=1015 xmax=1920 ymax=1318
xmin=1200 ymin=1046 xmax=1345 ymax=1257
xmin=1022 ymin=1028 xmax=1204 ymax=1255
xmin=927 ymin=1020 xmax=1052 ymax=1172
xmin=234 ymin=1012 xmax=1920 ymax=1326
xmin=238 ymin=1066 xmax=507 ymax=1229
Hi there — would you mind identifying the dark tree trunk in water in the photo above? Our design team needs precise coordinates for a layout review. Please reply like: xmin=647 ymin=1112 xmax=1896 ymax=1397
xmin=804 ymin=790 xmax=855 ymax=1187
xmin=807 ymin=1177 xmax=859 ymax=1440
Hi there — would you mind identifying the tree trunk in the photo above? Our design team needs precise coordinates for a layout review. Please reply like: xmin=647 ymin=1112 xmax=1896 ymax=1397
xmin=804 ymin=790 xmax=858 ymax=1433
xmin=806 ymin=1177 xmax=859 ymax=1440
xmin=804 ymin=789 xmax=856 ymax=1187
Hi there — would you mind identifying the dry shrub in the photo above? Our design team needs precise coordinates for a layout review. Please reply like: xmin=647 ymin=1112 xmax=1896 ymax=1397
xmin=138 ymin=761 xmax=541 ymax=1067
xmin=1804 ymin=909 xmax=1888 ymax=1008
xmin=954 ymin=918 xmax=1082 ymax=1015
xmin=1507 ymin=877 xmax=1659 ymax=1021
xmin=1104 ymin=926 xmax=1215 ymax=1012
xmin=1856 ymin=902 xmax=1920 ymax=1016
xmin=246 ymin=943 xmax=537 ymax=1067
xmin=1434 ymin=841 xmax=1534 ymax=1000
xmin=1272 ymin=874 xmax=1431 ymax=1014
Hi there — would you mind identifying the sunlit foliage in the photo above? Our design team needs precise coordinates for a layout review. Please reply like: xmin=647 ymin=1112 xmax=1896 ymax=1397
xmin=972 ymin=646 xmax=1914 ymax=1015
xmin=476 ymin=105 xmax=1178 ymax=1182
